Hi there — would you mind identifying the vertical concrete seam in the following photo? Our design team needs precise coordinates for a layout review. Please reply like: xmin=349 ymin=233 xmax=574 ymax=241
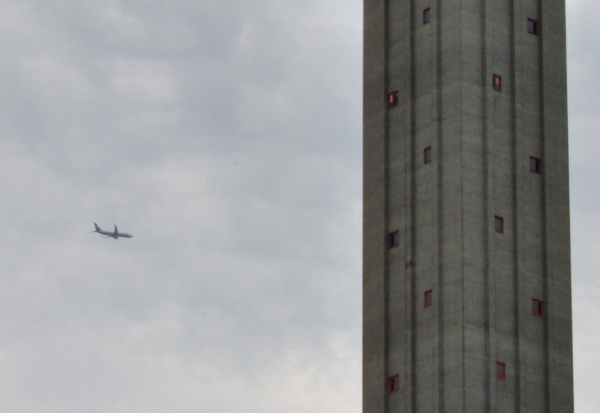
xmin=409 ymin=0 xmax=418 ymax=410
xmin=458 ymin=0 xmax=466 ymax=407
xmin=509 ymin=0 xmax=522 ymax=411
xmin=383 ymin=1 xmax=391 ymax=412
xmin=435 ymin=0 xmax=444 ymax=410
xmin=481 ymin=0 xmax=492 ymax=410
xmin=538 ymin=0 xmax=550 ymax=411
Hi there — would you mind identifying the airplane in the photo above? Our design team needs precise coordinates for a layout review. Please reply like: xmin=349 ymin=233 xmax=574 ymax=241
xmin=93 ymin=223 xmax=133 ymax=239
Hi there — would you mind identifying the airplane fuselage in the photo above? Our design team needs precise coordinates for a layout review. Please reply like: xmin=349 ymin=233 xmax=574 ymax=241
xmin=94 ymin=223 xmax=132 ymax=239
xmin=97 ymin=230 xmax=132 ymax=239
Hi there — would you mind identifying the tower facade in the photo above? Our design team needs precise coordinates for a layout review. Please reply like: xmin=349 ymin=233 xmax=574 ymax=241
xmin=363 ymin=1 xmax=573 ymax=412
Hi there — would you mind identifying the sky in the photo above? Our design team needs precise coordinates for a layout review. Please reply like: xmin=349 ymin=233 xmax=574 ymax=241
xmin=0 ymin=0 xmax=596 ymax=412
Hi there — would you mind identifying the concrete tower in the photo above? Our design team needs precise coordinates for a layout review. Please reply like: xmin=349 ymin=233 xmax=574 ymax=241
xmin=363 ymin=0 xmax=573 ymax=412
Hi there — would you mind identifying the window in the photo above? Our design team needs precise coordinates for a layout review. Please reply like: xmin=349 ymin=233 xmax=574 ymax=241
xmin=388 ymin=375 xmax=400 ymax=393
xmin=424 ymin=290 xmax=433 ymax=308
xmin=494 ymin=216 xmax=504 ymax=234
xmin=493 ymin=75 xmax=502 ymax=91
xmin=532 ymin=299 xmax=544 ymax=317
xmin=423 ymin=8 xmax=431 ymax=25
xmin=496 ymin=362 xmax=506 ymax=380
xmin=424 ymin=147 xmax=432 ymax=164
xmin=388 ymin=91 xmax=399 ymax=109
xmin=387 ymin=231 xmax=400 ymax=249
xmin=527 ymin=18 xmax=539 ymax=35
xmin=530 ymin=156 xmax=541 ymax=174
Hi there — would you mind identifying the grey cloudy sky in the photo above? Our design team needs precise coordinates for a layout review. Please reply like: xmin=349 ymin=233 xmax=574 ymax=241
xmin=0 ymin=0 xmax=596 ymax=412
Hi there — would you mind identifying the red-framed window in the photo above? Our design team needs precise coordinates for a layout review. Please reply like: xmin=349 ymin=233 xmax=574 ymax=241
xmin=532 ymin=299 xmax=544 ymax=317
xmin=493 ymin=75 xmax=502 ymax=91
xmin=494 ymin=216 xmax=504 ymax=234
xmin=387 ymin=231 xmax=400 ymax=249
xmin=527 ymin=18 xmax=539 ymax=35
xmin=496 ymin=362 xmax=506 ymax=380
xmin=388 ymin=91 xmax=399 ymax=109
xmin=388 ymin=375 xmax=400 ymax=393
xmin=424 ymin=290 xmax=433 ymax=308
xmin=423 ymin=8 xmax=431 ymax=25
xmin=424 ymin=147 xmax=432 ymax=164
xmin=530 ymin=156 xmax=542 ymax=174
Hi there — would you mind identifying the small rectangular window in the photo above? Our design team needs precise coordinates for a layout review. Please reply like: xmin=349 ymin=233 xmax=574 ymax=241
xmin=423 ymin=8 xmax=431 ymax=25
xmin=388 ymin=375 xmax=400 ymax=393
xmin=388 ymin=91 xmax=399 ymax=109
xmin=496 ymin=362 xmax=506 ymax=380
xmin=530 ymin=157 xmax=541 ymax=174
xmin=424 ymin=147 xmax=432 ymax=164
xmin=387 ymin=231 xmax=400 ymax=249
xmin=532 ymin=299 xmax=544 ymax=317
xmin=424 ymin=290 xmax=433 ymax=308
xmin=527 ymin=18 xmax=539 ymax=35
xmin=494 ymin=216 xmax=504 ymax=234
xmin=493 ymin=75 xmax=502 ymax=91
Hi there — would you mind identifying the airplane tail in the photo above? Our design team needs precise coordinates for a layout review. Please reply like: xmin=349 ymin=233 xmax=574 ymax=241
xmin=94 ymin=223 xmax=101 ymax=232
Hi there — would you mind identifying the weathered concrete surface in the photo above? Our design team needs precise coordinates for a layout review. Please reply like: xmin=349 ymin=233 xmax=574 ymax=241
xmin=363 ymin=0 xmax=573 ymax=412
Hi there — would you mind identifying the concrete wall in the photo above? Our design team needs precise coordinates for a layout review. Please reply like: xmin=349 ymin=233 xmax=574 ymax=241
xmin=363 ymin=0 xmax=573 ymax=412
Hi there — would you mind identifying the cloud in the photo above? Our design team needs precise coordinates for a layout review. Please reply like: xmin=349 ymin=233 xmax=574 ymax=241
xmin=567 ymin=1 xmax=600 ymax=412
xmin=0 ymin=0 xmax=362 ymax=412
xmin=1 ymin=0 xmax=597 ymax=411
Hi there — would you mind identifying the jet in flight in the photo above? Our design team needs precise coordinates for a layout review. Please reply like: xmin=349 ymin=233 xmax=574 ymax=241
xmin=93 ymin=223 xmax=133 ymax=239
